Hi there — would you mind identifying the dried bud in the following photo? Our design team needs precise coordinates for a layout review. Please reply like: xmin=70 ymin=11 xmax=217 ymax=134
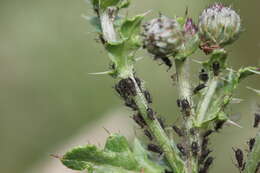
xmin=199 ymin=3 xmax=241 ymax=50
xmin=142 ymin=15 xmax=183 ymax=56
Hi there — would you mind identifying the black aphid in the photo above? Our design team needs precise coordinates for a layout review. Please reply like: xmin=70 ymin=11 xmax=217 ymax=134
xmin=248 ymin=138 xmax=255 ymax=152
xmin=212 ymin=61 xmax=220 ymax=76
xmin=115 ymin=78 xmax=136 ymax=98
xmin=144 ymin=129 xmax=153 ymax=140
xmin=147 ymin=108 xmax=156 ymax=120
xmin=190 ymin=128 xmax=196 ymax=136
xmin=147 ymin=143 xmax=163 ymax=154
xmin=157 ymin=117 xmax=165 ymax=129
xmin=214 ymin=120 xmax=226 ymax=132
xmin=177 ymin=143 xmax=187 ymax=156
xmin=172 ymin=125 xmax=185 ymax=137
xmin=193 ymin=83 xmax=206 ymax=94
xmin=199 ymin=69 xmax=209 ymax=83
xmin=233 ymin=148 xmax=244 ymax=168
xmin=203 ymin=157 xmax=214 ymax=171
xmin=177 ymin=99 xmax=181 ymax=107
xmin=191 ymin=141 xmax=199 ymax=156
xmin=203 ymin=130 xmax=214 ymax=138
xmin=201 ymin=137 xmax=209 ymax=150
xmin=181 ymin=99 xmax=191 ymax=110
xmin=155 ymin=55 xmax=172 ymax=69
xmin=254 ymin=113 xmax=260 ymax=128
xmin=144 ymin=90 xmax=152 ymax=104
xmin=124 ymin=98 xmax=138 ymax=110
xmin=133 ymin=113 xmax=146 ymax=128
xmin=199 ymin=149 xmax=212 ymax=164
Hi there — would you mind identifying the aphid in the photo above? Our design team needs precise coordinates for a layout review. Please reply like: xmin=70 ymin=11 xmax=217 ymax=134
xmin=124 ymin=98 xmax=138 ymax=110
xmin=254 ymin=113 xmax=260 ymax=128
xmin=199 ymin=69 xmax=209 ymax=83
xmin=177 ymin=143 xmax=187 ymax=156
xmin=99 ymin=34 xmax=106 ymax=45
xmin=144 ymin=90 xmax=152 ymax=104
xmin=115 ymin=78 xmax=136 ymax=98
xmin=248 ymin=138 xmax=255 ymax=152
xmin=233 ymin=148 xmax=244 ymax=168
xmin=157 ymin=117 xmax=165 ymax=129
xmin=176 ymin=99 xmax=181 ymax=107
xmin=172 ymin=125 xmax=185 ymax=137
xmin=181 ymin=99 xmax=191 ymax=110
xmin=147 ymin=143 xmax=163 ymax=154
xmin=214 ymin=120 xmax=226 ymax=132
xmin=133 ymin=113 xmax=146 ymax=128
xmin=201 ymin=137 xmax=209 ymax=150
xmin=191 ymin=141 xmax=199 ymax=156
xmin=144 ymin=129 xmax=153 ymax=140
xmin=147 ymin=108 xmax=156 ymax=120
xmin=193 ymin=83 xmax=206 ymax=94
xmin=203 ymin=156 xmax=214 ymax=170
xmin=199 ymin=149 xmax=212 ymax=164
xmin=155 ymin=55 xmax=172 ymax=69
xmin=203 ymin=130 xmax=214 ymax=138
xmin=212 ymin=61 xmax=220 ymax=76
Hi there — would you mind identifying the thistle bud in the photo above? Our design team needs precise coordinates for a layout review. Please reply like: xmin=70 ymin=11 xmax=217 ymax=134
xmin=142 ymin=15 xmax=183 ymax=57
xmin=199 ymin=3 xmax=241 ymax=51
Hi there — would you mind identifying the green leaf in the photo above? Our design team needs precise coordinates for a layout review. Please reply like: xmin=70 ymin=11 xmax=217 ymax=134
xmin=61 ymin=134 xmax=165 ymax=173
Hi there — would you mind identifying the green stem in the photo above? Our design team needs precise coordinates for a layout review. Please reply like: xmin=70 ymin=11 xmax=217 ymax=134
xmin=175 ymin=58 xmax=199 ymax=173
xmin=196 ymin=77 xmax=219 ymax=126
xmin=130 ymin=75 xmax=186 ymax=173
xmin=99 ymin=8 xmax=186 ymax=173
xmin=243 ymin=131 xmax=260 ymax=173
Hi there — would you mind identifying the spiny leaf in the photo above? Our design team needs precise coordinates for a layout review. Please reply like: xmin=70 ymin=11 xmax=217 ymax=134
xmin=61 ymin=134 xmax=165 ymax=173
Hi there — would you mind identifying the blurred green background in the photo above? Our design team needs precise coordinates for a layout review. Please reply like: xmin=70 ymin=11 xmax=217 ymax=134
xmin=0 ymin=0 xmax=259 ymax=172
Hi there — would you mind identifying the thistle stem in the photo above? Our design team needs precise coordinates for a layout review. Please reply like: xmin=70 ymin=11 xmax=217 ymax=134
xmin=243 ymin=131 xmax=260 ymax=173
xmin=99 ymin=8 xmax=186 ymax=173
xmin=175 ymin=58 xmax=199 ymax=173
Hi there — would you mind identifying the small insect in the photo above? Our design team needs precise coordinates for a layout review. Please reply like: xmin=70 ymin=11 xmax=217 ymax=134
xmin=154 ymin=55 xmax=172 ymax=69
xmin=144 ymin=90 xmax=152 ymax=104
xmin=99 ymin=34 xmax=106 ymax=45
xmin=157 ymin=117 xmax=165 ymax=129
xmin=147 ymin=108 xmax=156 ymax=120
xmin=214 ymin=120 xmax=226 ymax=132
xmin=193 ymin=83 xmax=206 ymax=94
xmin=133 ymin=113 xmax=146 ymax=128
xmin=212 ymin=61 xmax=220 ymax=76
xmin=199 ymin=69 xmax=209 ymax=83
xmin=199 ymin=149 xmax=212 ymax=164
xmin=254 ymin=113 xmax=260 ymax=128
xmin=115 ymin=78 xmax=136 ymax=98
xmin=248 ymin=138 xmax=255 ymax=152
xmin=124 ymin=98 xmax=138 ymax=110
xmin=233 ymin=148 xmax=244 ymax=168
xmin=201 ymin=137 xmax=209 ymax=150
xmin=203 ymin=157 xmax=214 ymax=170
xmin=172 ymin=125 xmax=185 ymax=137
xmin=147 ymin=143 xmax=163 ymax=154
xmin=177 ymin=143 xmax=187 ymax=156
xmin=203 ymin=130 xmax=214 ymax=138
xmin=144 ymin=129 xmax=153 ymax=140
xmin=191 ymin=141 xmax=199 ymax=156
xmin=180 ymin=99 xmax=191 ymax=116
xmin=176 ymin=99 xmax=181 ymax=107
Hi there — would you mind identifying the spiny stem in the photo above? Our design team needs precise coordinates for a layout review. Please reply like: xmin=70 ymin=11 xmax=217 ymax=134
xmin=243 ymin=131 xmax=260 ymax=173
xmin=130 ymin=75 xmax=187 ymax=173
xmin=99 ymin=8 xmax=186 ymax=173
xmin=175 ymin=58 xmax=199 ymax=173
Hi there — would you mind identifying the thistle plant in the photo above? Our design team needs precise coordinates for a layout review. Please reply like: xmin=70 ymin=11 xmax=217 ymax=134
xmin=58 ymin=1 xmax=260 ymax=173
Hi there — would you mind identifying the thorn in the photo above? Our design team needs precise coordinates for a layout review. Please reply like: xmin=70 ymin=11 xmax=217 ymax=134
xmin=88 ymin=71 xmax=113 ymax=75
xmin=247 ymin=86 xmax=260 ymax=95
xmin=191 ymin=59 xmax=203 ymax=64
xmin=230 ymin=98 xmax=244 ymax=104
xmin=135 ymin=57 xmax=144 ymax=61
xmin=248 ymin=68 xmax=260 ymax=75
xmin=103 ymin=126 xmax=111 ymax=135
xmin=226 ymin=119 xmax=243 ymax=128
xmin=50 ymin=154 xmax=61 ymax=159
